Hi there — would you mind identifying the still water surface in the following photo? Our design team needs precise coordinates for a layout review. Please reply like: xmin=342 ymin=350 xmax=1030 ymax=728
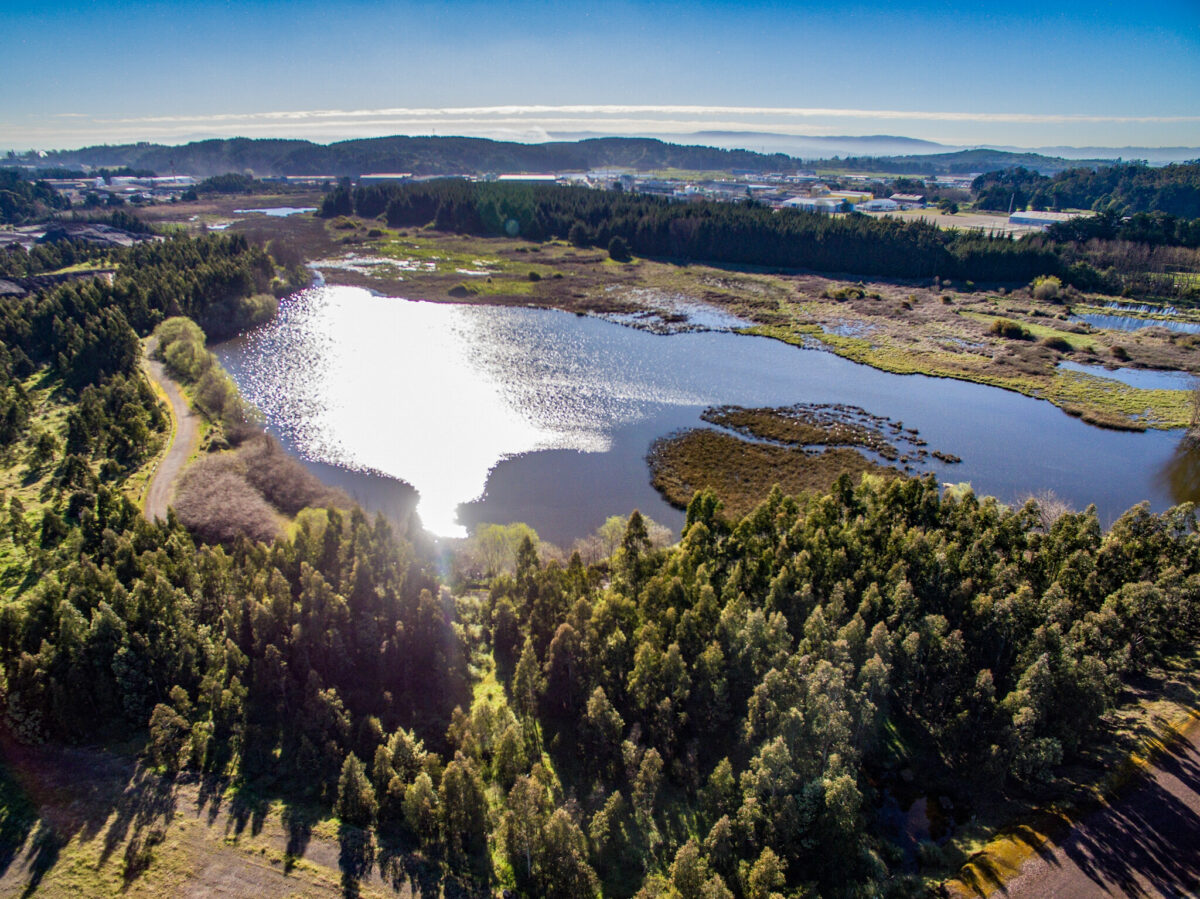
xmin=215 ymin=286 xmax=1195 ymax=543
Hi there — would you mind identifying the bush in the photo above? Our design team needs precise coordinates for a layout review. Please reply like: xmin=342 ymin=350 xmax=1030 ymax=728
xmin=239 ymin=434 xmax=347 ymax=515
xmin=1031 ymin=275 xmax=1063 ymax=302
xmin=1111 ymin=344 xmax=1131 ymax=361
xmin=173 ymin=456 xmax=280 ymax=544
xmin=528 ymin=270 xmax=541 ymax=282
xmin=1041 ymin=335 xmax=1073 ymax=352
xmin=988 ymin=318 xmax=1033 ymax=340
xmin=608 ymin=236 xmax=632 ymax=262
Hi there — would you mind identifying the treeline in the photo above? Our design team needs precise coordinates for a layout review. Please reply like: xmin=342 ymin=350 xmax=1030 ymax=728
xmin=184 ymin=173 xmax=273 ymax=197
xmin=0 ymin=232 xmax=281 ymax=489
xmin=1046 ymin=208 xmax=1200 ymax=249
xmin=28 ymin=136 xmax=805 ymax=179
xmin=323 ymin=180 xmax=1080 ymax=284
xmin=0 ymin=493 xmax=468 ymax=791
xmin=467 ymin=481 xmax=1199 ymax=895
xmin=0 ymin=238 xmax=113 ymax=279
xmin=817 ymin=148 xmax=1114 ymax=176
xmin=114 ymin=232 xmax=279 ymax=340
xmin=0 ymin=169 xmax=70 ymax=224
xmin=973 ymin=162 xmax=1200 ymax=218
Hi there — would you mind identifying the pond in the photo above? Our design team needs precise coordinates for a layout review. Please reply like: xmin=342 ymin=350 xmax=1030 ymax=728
xmin=1071 ymin=311 xmax=1200 ymax=335
xmin=215 ymin=286 xmax=1195 ymax=544
xmin=1057 ymin=360 xmax=1199 ymax=391
xmin=232 ymin=206 xmax=318 ymax=217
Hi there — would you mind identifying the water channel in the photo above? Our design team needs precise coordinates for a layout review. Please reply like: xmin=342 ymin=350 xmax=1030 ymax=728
xmin=215 ymin=285 xmax=1197 ymax=544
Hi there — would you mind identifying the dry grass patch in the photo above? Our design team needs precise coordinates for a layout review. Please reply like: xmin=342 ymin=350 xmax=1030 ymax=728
xmin=648 ymin=428 xmax=896 ymax=521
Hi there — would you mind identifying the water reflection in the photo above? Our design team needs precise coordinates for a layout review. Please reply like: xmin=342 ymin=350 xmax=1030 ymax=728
xmin=1057 ymin=360 xmax=1198 ymax=392
xmin=216 ymin=285 xmax=1188 ymax=543
xmin=1160 ymin=438 xmax=1200 ymax=506
xmin=1072 ymin=312 xmax=1200 ymax=335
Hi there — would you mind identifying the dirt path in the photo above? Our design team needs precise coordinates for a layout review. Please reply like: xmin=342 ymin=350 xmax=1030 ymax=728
xmin=990 ymin=722 xmax=1200 ymax=898
xmin=142 ymin=341 xmax=201 ymax=522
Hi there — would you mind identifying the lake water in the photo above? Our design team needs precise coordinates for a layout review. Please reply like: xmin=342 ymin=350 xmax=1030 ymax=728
xmin=215 ymin=285 xmax=1196 ymax=544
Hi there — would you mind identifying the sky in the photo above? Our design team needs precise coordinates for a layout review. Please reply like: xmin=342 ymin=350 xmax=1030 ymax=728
xmin=2 ymin=0 xmax=1199 ymax=152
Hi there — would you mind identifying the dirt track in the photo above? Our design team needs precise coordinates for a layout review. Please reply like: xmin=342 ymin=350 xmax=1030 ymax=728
xmin=992 ymin=722 xmax=1200 ymax=898
xmin=142 ymin=345 xmax=200 ymax=522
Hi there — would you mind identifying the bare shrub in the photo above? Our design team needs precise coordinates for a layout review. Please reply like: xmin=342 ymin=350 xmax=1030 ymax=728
xmin=173 ymin=455 xmax=281 ymax=544
xmin=1020 ymin=488 xmax=1074 ymax=531
xmin=239 ymin=435 xmax=348 ymax=515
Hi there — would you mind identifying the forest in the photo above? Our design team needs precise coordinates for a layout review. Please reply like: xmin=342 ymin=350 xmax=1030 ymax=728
xmin=22 ymin=136 xmax=802 ymax=180
xmin=320 ymin=179 xmax=1080 ymax=285
xmin=0 ymin=169 xmax=71 ymax=224
xmin=972 ymin=162 xmax=1200 ymax=218
xmin=0 ymin=223 xmax=1196 ymax=896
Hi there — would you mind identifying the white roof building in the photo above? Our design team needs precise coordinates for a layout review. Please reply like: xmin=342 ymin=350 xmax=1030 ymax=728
xmin=1008 ymin=210 xmax=1080 ymax=228
xmin=858 ymin=198 xmax=900 ymax=212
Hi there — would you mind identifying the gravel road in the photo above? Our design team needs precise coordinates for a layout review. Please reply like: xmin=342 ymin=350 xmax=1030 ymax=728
xmin=994 ymin=723 xmax=1200 ymax=898
xmin=143 ymin=348 xmax=200 ymax=522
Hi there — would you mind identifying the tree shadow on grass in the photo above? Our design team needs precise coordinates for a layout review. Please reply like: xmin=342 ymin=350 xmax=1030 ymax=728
xmin=281 ymin=800 xmax=319 ymax=873
xmin=374 ymin=828 xmax=441 ymax=897
xmin=337 ymin=823 xmax=375 ymax=899
xmin=19 ymin=821 xmax=63 ymax=899
xmin=226 ymin=783 xmax=269 ymax=839
xmin=1056 ymin=731 xmax=1200 ymax=897
xmin=97 ymin=760 xmax=176 ymax=868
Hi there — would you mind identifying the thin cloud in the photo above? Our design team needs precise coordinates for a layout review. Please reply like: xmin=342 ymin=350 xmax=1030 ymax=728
xmin=96 ymin=104 xmax=1200 ymax=127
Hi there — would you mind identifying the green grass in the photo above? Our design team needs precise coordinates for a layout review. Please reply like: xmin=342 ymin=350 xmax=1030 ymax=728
xmin=958 ymin=310 xmax=1093 ymax=351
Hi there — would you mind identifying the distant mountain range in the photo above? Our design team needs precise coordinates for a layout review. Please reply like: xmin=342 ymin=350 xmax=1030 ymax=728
xmin=13 ymin=134 xmax=1199 ymax=179
xmin=632 ymin=131 xmax=1200 ymax=166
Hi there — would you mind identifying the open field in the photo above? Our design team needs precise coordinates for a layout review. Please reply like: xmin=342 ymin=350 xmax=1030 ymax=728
xmin=858 ymin=207 xmax=1049 ymax=236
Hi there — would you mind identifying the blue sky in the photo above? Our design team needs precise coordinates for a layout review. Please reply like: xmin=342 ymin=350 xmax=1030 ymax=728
xmin=3 ymin=0 xmax=1198 ymax=150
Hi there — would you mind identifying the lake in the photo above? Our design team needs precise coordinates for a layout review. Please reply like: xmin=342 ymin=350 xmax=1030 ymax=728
xmin=215 ymin=285 xmax=1196 ymax=544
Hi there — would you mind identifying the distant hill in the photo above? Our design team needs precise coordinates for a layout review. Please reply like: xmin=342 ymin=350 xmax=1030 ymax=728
xmin=661 ymin=131 xmax=947 ymax=160
xmin=807 ymin=148 xmax=1119 ymax=175
xmin=21 ymin=135 xmax=1126 ymax=179
xmin=29 ymin=136 xmax=804 ymax=178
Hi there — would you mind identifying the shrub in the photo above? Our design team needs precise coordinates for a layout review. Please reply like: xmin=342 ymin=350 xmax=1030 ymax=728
xmin=988 ymin=318 xmax=1033 ymax=340
xmin=528 ymin=271 xmax=541 ymax=282
xmin=173 ymin=456 xmax=280 ymax=544
xmin=239 ymin=434 xmax=347 ymax=515
xmin=1111 ymin=344 xmax=1130 ymax=361
xmin=1041 ymin=335 xmax=1073 ymax=352
xmin=608 ymin=236 xmax=632 ymax=262
xmin=1031 ymin=275 xmax=1063 ymax=302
